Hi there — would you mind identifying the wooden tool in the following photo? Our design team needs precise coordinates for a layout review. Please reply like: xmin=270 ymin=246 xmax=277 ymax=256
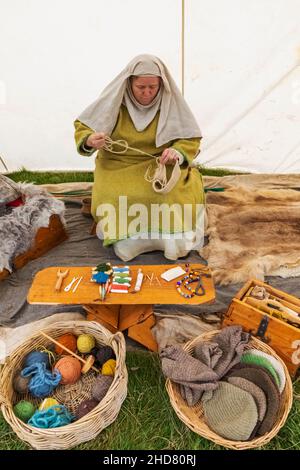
xmin=244 ymin=296 xmax=300 ymax=327
xmin=55 ymin=269 xmax=69 ymax=292
xmin=81 ymin=354 xmax=95 ymax=374
xmin=40 ymin=331 xmax=100 ymax=373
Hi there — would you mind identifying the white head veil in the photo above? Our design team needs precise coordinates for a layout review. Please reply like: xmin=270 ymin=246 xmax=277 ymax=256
xmin=77 ymin=54 xmax=202 ymax=148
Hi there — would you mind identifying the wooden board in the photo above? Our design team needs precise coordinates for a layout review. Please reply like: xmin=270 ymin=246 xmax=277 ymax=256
xmin=27 ymin=264 xmax=215 ymax=306
xmin=0 ymin=215 xmax=67 ymax=281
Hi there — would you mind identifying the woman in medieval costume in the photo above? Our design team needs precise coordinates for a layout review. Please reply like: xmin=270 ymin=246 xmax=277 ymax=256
xmin=74 ymin=54 xmax=205 ymax=261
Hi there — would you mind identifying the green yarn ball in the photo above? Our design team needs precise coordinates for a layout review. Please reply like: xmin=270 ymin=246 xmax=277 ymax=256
xmin=77 ymin=334 xmax=95 ymax=354
xmin=13 ymin=400 xmax=36 ymax=423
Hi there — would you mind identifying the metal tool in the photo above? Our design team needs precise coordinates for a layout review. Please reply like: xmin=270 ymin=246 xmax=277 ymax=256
xmin=64 ymin=276 xmax=79 ymax=292
xmin=194 ymin=277 xmax=206 ymax=296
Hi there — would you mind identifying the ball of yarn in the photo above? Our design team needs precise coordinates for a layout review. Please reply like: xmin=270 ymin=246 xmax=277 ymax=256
xmin=21 ymin=363 xmax=61 ymax=398
xmin=102 ymin=359 xmax=116 ymax=376
xmin=39 ymin=397 xmax=59 ymax=411
xmin=76 ymin=399 xmax=99 ymax=420
xmin=13 ymin=372 xmax=30 ymax=394
xmin=91 ymin=375 xmax=113 ymax=402
xmin=77 ymin=334 xmax=95 ymax=354
xmin=28 ymin=405 xmax=74 ymax=428
xmin=95 ymin=346 xmax=115 ymax=366
xmin=23 ymin=351 xmax=50 ymax=369
xmin=55 ymin=333 xmax=77 ymax=355
xmin=54 ymin=356 xmax=82 ymax=385
xmin=13 ymin=400 xmax=36 ymax=422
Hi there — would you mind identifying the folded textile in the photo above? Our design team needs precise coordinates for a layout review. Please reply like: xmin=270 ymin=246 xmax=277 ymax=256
xmin=241 ymin=353 xmax=280 ymax=387
xmin=194 ymin=325 xmax=250 ymax=378
xmin=226 ymin=364 xmax=280 ymax=436
xmin=160 ymin=345 xmax=218 ymax=406
xmin=245 ymin=349 xmax=286 ymax=393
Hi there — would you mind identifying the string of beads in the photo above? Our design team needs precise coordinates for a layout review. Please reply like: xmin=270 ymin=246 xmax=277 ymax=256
xmin=176 ymin=269 xmax=205 ymax=299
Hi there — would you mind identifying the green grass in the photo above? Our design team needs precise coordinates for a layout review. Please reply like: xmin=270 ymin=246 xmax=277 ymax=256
xmin=6 ymin=166 xmax=244 ymax=186
xmin=1 ymin=351 xmax=300 ymax=450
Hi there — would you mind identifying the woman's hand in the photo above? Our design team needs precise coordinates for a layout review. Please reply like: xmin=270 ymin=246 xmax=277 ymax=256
xmin=86 ymin=132 xmax=107 ymax=149
xmin=159 ymin=148 xmax=180 ymax=165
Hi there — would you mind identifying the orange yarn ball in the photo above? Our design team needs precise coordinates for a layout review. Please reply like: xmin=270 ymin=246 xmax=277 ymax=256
xmin=54 ymin=356 xmax=82 ymax=385
xmin=55 ymin=334 xmax=77 ymax=355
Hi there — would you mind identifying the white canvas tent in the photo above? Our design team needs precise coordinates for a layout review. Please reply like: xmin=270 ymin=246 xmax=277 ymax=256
xmin=0 ymin=0 xmax=299 ymax=173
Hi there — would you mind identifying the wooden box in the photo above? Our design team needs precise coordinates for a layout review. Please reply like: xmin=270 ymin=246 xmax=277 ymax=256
xmin=222 ymin=279 xmax=300 ymax=377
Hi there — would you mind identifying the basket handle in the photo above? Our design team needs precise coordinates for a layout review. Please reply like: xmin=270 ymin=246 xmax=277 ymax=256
xmin=108 ymin=331 xmax=125 ymax=347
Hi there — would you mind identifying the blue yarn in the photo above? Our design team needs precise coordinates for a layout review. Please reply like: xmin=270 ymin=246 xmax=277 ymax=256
xmin=23 ymin=351 xmax=50 ymax=369
xmin=113 ymin=267 xmax=129 ymax=273
xmin=28 ymin=405 xmax=74 ymax=428
xmin=21 ymin=363 xmax=61 ymax=398
xmin=92 ymin=272 xmax=109 ymax=283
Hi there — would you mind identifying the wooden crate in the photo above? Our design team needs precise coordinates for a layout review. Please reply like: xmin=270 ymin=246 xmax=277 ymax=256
xmin=222 ymin=279 xmax=300 ymax=377
xmin=0 ymin=215 xmax=67 ymax=281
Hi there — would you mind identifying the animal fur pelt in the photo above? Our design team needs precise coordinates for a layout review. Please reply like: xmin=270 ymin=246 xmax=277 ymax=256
xmin=200 ymin=187 xmax=300 ymax=285
xmin=0 ymin=181 xmax=65 ymax=273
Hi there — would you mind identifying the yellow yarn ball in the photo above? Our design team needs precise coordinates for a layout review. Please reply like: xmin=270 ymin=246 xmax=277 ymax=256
xmin=77 ymin=334 xmax=96 ymax=354
xmin=102 ymin=359 xmax=116 ymax=376
xmin=39 ymin=398 xmax=59 ymax=411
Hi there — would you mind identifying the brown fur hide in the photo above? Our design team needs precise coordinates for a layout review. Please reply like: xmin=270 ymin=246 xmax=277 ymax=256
xmin=200 ymin=188 xmax=300 ymax=285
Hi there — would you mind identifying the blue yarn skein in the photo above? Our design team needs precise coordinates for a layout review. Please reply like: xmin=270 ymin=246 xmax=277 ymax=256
xmin=92 ymin=272 xmax=109 ymax=283
xmin=23 ymin=351 xmax=50 ymax=369
xmin=28 ymin=405 xmax=74 ymax=429
xmin=21 ymin=363 xmax=61 ymax=398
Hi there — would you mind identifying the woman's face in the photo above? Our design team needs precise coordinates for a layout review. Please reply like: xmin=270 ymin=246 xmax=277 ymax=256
xmin=131 ymin=76 xmax=161 ymax=105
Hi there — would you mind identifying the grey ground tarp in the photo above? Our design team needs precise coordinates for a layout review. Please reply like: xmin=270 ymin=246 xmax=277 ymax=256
xmin=1 ymin=200 xmax=300 ymax=329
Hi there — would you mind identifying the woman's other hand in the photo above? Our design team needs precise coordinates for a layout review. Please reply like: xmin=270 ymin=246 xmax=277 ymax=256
xmin=86 ymin=132 xmax=107 ymax=149
xmin=159 ymin=148 xmax=180 ymax=165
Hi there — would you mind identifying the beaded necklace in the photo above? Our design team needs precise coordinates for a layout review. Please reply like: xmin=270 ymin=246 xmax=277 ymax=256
xmin=176 ymin=269 xmax=205 ymax=299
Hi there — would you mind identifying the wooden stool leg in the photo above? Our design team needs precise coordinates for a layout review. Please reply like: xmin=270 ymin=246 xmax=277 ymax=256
xmin=128 ymin=313 xmax=158 ymax=352
xmin=83 ymin=304 xmax=120 ymax=333
xmin=119 ymin=304 xmax=153 ymax=331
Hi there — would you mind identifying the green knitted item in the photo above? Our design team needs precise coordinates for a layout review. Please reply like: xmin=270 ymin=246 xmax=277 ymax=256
xmin=241 ymin=353 xmax=280 ymax=387
xmin=246 ymin=349 xmax=286 ymax=393
xmin=202 ymin=381 xmax=258 ymax=441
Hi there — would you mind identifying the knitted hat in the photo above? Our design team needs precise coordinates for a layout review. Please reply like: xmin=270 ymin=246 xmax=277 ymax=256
xmin=202 ymin=381 xmax=258 ymax=441
xmin=246 ymin=349 xmax=286 ymax=393
xmin=227 ymin=376 xmax=267 ymax=422
xmin=226 ymin=364 xmax=280 ymax=436
xmin=241 ymin=353 xmax=280 ymax=387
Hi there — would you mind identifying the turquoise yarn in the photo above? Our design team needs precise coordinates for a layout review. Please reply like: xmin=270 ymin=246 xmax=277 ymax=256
xmin=23 ymin=351 xmax=50 ymax=369
xmin=28 ymin=405 xmax=74 ymax=428
xmin=21 ymin=363 xmax=61 ymax=398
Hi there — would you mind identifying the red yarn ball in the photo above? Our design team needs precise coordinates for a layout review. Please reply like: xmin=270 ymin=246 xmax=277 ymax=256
xmin=54 ymin=356 xmax=82 ymax=384
xmin=55 ymin=334 xmax=77 ymax=355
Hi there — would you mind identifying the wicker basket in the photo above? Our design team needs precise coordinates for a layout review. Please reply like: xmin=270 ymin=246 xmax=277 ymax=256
xmin=0 ymin=320 xmax=128 ymax=450
xmin=166 ymin=330 xmax=293 ymax=450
